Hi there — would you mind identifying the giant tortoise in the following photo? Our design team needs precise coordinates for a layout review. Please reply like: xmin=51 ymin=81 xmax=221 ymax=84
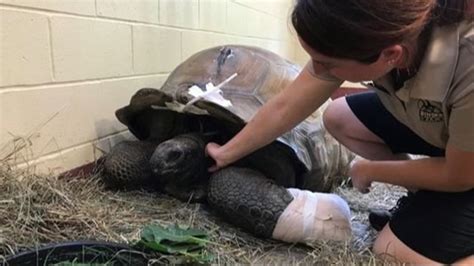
xmin=103 ymin=45 xmax=354 ymax=240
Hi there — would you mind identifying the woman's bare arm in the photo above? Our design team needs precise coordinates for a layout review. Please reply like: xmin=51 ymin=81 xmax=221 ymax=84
xmin=206 ymin=67 xmax=343 ymax=170
xmin=351 ymin=144 xmax=474 ymax=192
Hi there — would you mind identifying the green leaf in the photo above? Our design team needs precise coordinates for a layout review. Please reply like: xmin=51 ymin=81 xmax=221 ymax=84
xmin=136 ymin=224 xmax=212 ymax=255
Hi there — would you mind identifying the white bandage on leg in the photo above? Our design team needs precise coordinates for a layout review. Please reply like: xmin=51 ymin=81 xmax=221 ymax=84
xmin=272 ymin=188 xmax=352 ymax=243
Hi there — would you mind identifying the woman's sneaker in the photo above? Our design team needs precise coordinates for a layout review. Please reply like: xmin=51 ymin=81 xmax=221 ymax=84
xmin=368 ymin=192 xmax=415 ymax=231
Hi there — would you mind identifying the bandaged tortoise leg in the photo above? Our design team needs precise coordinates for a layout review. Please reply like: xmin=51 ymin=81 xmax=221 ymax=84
xmin=272 ymin=189 xmax=352 ymax=243
xmin=208 ymin=167 xmax=294 ymax=238
xmin=208 ymin=167 xmax=352 ymax=243
xmin=102 ymin=141 xmax=157 ymax=189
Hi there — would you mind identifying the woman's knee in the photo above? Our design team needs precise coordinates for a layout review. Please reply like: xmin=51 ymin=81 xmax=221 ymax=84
xmin=373 ymin=227 xmax=474 ymax=264
xmin=454 ymin=255 xmax=474 ymax=265
xmin=373 ymin=225 xmax=442 ymax=265
xmin=322 ymin=97 xmax=351 ymax=138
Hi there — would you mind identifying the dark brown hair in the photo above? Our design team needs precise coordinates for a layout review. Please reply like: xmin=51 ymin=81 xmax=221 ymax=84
xmin=292 ymin=0 xmax=469 ymax=63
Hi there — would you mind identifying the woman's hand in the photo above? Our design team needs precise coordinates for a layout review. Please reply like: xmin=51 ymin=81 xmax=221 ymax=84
xmin=205 ymin=142 xmax=230 ymax=172
xmin=348 ymin=158 xmax=373 ymax=193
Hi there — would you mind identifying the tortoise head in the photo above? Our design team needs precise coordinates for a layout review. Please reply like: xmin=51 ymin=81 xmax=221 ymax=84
xmin=149 ymin=133 xmax=210 ymax=188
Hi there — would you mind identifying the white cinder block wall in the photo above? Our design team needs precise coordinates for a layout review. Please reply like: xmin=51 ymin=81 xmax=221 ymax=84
xmin=1 ymin=0 xmax=309 ymax=174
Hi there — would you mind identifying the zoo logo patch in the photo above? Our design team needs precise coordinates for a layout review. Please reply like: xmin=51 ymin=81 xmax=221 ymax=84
xmin=418 ymin=100 xmax=444 ymax=122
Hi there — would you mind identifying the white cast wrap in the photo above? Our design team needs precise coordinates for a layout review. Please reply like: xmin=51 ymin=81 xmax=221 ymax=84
xmin=272 ymin=188 xmax=352 ymax=243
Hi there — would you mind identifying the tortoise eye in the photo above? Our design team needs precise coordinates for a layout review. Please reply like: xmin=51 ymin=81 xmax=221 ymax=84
xmin=167 ymin=150 xmax=182 ymax=161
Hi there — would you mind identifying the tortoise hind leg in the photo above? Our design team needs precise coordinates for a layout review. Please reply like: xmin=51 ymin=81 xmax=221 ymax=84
xmin=102 ymin=141 xmax=157 ymax=190
xmin=207 ymin=167 xmax=294 ymax=238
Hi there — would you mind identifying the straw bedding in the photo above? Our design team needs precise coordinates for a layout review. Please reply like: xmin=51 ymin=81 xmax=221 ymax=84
xmin=0 ymin=139 xmax=405 ymax=265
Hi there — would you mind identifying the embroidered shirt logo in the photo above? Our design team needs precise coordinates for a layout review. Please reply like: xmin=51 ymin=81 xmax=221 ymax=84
xmin=418 ymin=100 xmax=444 ymax=122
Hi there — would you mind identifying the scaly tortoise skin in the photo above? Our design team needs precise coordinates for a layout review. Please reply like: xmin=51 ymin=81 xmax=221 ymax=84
xmin=102 ymin=45 xmax=354 ymax=238
xmin=208 ymin=167 xmax=294 ymax=238
xmin=102 ymin=141 xmax=157 ymax=189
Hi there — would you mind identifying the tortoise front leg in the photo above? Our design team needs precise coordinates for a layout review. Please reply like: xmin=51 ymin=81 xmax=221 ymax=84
xmin=102 ymin=141 xmax=158 ymax=190
xmin=208 ymin=167 xmax=352 ymax=243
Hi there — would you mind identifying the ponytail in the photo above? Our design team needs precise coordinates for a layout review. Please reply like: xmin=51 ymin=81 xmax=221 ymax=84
xmin=433 ymin=0 xmax=469 ymax=25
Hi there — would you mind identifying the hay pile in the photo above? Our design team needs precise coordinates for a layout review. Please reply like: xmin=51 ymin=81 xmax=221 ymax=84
xmin=0 ymin=139 xmax=405 ymax=265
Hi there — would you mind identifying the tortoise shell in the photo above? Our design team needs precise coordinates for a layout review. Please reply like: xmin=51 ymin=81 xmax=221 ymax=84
xmin=116 ymin=45 xmax=300 ymax=142
xmin=159 ymin=45 xmax=301 ymax=124
xmin=116 ymin=45 xmax=353 ymax=191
